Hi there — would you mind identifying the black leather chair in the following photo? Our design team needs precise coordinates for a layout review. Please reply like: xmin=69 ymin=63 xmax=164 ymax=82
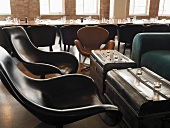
xmin=0 ymin=46 xmax=122 ymax=128
xmin=59 ymin=25 xmax=84 ymax=52
xmin=117 ymin=24 xmax=144 ymax=55
xmin=144 ymin=24 xmax=170 ymax=32
xmin=2 ymin=26 xmax=79 ymax=78
xmin=26 ymin=25 xmax=58 ymax=51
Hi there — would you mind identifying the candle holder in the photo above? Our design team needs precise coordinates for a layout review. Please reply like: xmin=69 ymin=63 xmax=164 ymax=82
xmin=136 ymin=69 xmax=142 ymax=75
xmin=154 ymin=82 xmax=162 ymax=91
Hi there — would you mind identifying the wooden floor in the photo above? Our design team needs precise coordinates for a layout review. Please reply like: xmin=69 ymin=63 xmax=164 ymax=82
xmin=0 ymin=38 xmax=128 ymax=128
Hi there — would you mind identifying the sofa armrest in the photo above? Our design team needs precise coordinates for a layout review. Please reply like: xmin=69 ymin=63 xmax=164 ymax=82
xmin=131 ymin=33 xmax=170 ymax=67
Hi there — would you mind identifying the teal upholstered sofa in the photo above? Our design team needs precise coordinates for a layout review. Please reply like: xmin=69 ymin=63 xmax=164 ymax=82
xmin=131 ymin=33 xmax=170 ymax=81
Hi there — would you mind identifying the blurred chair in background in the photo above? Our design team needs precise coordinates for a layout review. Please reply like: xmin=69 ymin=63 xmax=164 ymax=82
xmin=26 ymin=25 xmax=58 ymax=51
xmin=59 ymin=25 xmax=84 ymax=52
xmin=75 ymin=26 xmax=115 ymax=71
xmin=117 ymin=24 xmax=144 ymax=55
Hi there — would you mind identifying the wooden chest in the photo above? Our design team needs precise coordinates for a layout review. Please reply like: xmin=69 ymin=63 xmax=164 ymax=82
xmin=90 ymin=50 xmax=136 ymax=95
xmin=105 ymin=67 xmax=170 ymax=128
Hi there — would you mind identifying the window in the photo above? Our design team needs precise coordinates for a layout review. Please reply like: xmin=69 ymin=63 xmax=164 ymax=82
xmin=40 ymin=0 xmax=65 ymax=15
xmin=129 ymin=0 xmax=150 ymax=16
xmin=0 ymin=0 xmax=11 ymax=15
xmin=76 ymin=0 xmax=99 ymax=15
xmin=158 ymin=0 xmax=170 ymax=16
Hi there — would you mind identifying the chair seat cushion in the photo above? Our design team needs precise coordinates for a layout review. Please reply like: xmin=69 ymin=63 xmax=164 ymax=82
xmin=141 ymin=50 xmax=170 ymax=81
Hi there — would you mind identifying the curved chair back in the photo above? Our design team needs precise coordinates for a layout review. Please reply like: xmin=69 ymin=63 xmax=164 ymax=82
xmin=117 ymin=24 xmax=144 ymax=54
xmin=98 ymin=24 xmax=118 ymax=43
xmin=2 ymin=26 xmax=79 ymax=76
xmin=0 ymin=46 xmax=122 ymax=127
xmin=144 ymin=24 xmax=170 ymax=32
xmin=59 ymin=25 xmax=84 ymax=51
xmin=75 ymin=26 xmax=115 ymax=71
xmin=3 ymin=26 xmax=39 ymax=62
xmin=0 ymin=26 xmax=13 ymax=53
xmin=26 ymin=25 xmax=57 ymax=51
xmin=77 ymin=26 xmax=109 ymax=49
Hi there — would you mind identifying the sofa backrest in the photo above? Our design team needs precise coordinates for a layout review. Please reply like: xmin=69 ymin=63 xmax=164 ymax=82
xmin=131 ymin=33 xmax=170 ymax=67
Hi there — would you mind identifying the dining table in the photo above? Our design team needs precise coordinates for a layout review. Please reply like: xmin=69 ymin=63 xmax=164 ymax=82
xmin=1 ymin=18 xmax=170 ymax=27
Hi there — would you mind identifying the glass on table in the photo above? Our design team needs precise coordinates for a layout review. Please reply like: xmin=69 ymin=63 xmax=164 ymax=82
xmin=109 ymin=17 xmax=114 ymax=24
xmin=70 ymin=19 xmax=74 ymax=24
xmin=6 ymin=16 xmax=11 ymax=23
xmin=13 ymin=18 xmax=20 ymax=25
xmin=62 ymin=16 xmax=66 ymax=23
xmin=118 ymin=19 xmax=121 ymax=23
xmin=34 ymin=16 xmax=41 ymax=23
xmin=102 ymin=17 xmax=105 ymax=23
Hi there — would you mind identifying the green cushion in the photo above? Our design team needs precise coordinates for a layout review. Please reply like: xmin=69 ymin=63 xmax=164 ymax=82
xmin=141 ymin=50 xmax=170 ymax=81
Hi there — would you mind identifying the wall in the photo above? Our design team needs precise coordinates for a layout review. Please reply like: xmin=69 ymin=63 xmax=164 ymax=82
xmin=10 ymin=0 xmax=40 ymax=21
xmin=0 ymin=0 xmax=110 ymax=21
xmin=0 ymin=0 xmax=168 ymax=21
xmin=114 ymin=0 xmax=127 ymax=19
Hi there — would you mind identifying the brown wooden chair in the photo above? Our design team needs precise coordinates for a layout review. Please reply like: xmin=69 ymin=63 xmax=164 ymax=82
xmin=74 ymin=26 xmax=115 ymax=71
xmin=0 ymin=46 xmax=122 ymax=128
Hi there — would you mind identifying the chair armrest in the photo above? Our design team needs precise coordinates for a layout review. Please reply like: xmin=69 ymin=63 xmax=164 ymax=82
xmin=131 ymin=33 xmax=170 ymax=67
xmin=36 ymin=74 xmax=98 ymax=91
xmin=33 ymin=49 xmax=79 ymax=74
xmin=22 ymin=62 xmax=62 ymax=76
xmin=74 ymin=39 xmax=91 ymax=56
xmin=102 ymin=40 xmax=115 ymax=50
xmin=30 ymin=74 xmax=122 ymax=126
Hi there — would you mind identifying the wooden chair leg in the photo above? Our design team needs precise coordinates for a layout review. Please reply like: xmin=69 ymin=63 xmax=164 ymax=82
xmin=118 ymin=41 xmax=120 ymax=51
xmin=64 ymin=44 xmax=66 ymax=51
xmin=67 ymin=45 xmax=70 ymax=52
xmin=123 ymin=47 xmax=126 ymax=55
xmin=79 ymin=53 xmax=81 ymax=63
xmin=49 ymin=46 xmax=53 ymax=51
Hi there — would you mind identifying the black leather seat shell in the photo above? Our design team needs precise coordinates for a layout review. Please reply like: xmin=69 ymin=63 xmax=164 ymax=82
xmin=2 ymin=26 xmax=79 ymax=78
xmin=0 ymin=46 xmax=122 ymax=127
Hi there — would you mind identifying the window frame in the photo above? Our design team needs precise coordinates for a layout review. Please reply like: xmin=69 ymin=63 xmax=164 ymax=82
xmin=129 ymin=0 xmax=150 ymax=16
xmin=0 ymin=0 xmax=11 ymax=15
xmin=40 ymin=0 xmax=65 ymax=15
xmin=76 ymin=0 xmax=100 ymax=15
xmin=158 ymin=0 xmax=170 ymax=16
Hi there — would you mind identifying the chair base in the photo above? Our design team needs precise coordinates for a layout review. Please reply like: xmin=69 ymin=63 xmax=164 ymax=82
xmin=80 ymin=62 xmax=90 ymax=72
xmin=81 ymin=66 xmax=90 ymax=72
xmin=99 ymin=112 xmax=121 ymax=127
xmin=56 ymin=124 xmax=63 ymax=128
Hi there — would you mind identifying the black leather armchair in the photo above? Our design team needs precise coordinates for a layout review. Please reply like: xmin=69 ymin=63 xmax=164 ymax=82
xmin=117 ymin=24 xmax=144 ymax=55
xmin=0 ymin=46 xmax=122 ymax=128
xmin=2 ymin=26 xmax=79 ymax=78
xmin=26 ymin=25 xmax=58 ymax=51
xmin=59 ymin=25 xmax=84 ymax=51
